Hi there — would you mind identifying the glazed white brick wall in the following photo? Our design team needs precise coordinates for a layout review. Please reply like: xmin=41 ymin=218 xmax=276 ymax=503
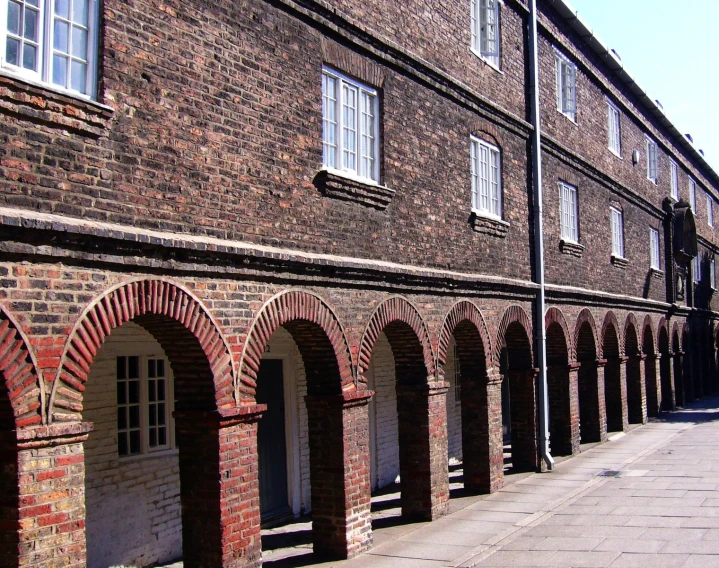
xmin=446 ymin=337 xmax=463 ymax=463
xmin=368 ymin=332 xmax=399 ymax=490
xmin=83 ymin=322 xmax=181 ymax=568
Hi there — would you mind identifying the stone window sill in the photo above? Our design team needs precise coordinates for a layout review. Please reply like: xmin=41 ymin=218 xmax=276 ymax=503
xmin=470 ymin=211 xmax=509 ymax=238
xmin=611 ymin=254 xmax=629 ymax=268
xmin=559 ymin=239 xmax=584 ymax=257
xmin=0 ymin=70 xmax=113 ymax=136
xmin=651 ymin=268 xmax=664 ymax=280
xmin=313 ymin=169 xmax=395 ymax=210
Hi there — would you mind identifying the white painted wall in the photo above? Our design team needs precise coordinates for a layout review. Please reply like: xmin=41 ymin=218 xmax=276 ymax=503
xmin=84 ymin=322 xmax=181 ymax=568
xmin=367 ymin=332 xmax=400 ymax=491
xmin=446 ymin=337 xmax=463 ymax=464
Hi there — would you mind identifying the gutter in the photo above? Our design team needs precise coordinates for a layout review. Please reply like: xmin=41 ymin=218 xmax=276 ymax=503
xmin=529 ymin=0 xmax=554 ymax=471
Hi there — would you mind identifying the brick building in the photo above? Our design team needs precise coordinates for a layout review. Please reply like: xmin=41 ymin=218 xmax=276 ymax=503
xmin=0 ymin=0 xmax=717 ymax=566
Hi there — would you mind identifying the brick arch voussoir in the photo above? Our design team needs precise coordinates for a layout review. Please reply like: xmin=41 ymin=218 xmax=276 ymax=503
xmin=48 ymin=279 xmax=236 ymax=424
xmin=494 ymin=305 xmax=533 ymax=369
xmin=0 ymin=305 xmax=44 ymax=428
xmin=574 ymin=308 xmax=599 ymax=360
xmin=600 ymin=311 xmax=622 ymax=359
xmin=642 ymin=315 xmax=658 ymax=355
xmin=239 ymin=290 xmax=354 ymax=402
xmin=438 ymin=301 xmax=492 ymax=372
xmin=358 ymin=296 xmax=435 ymax=381
xmin=545 ymin=307 xmax=574 ymax=362
xmin=623 ymin=313 xmax=640 ymax=356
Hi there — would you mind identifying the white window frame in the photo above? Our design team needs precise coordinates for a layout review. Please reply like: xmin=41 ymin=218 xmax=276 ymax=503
xmin=712 ymin=258 xmax=717 ymax=290
xmin=1 ymin=0 xmax=99 ymax=99
xmin=707 ymin=194 xmax=714 ymax=228
xmin=649 ymin=228 xmax=660 ymax=270
xmin=321 ymin=66 xmax=380 ymax=183
xmin=610 ymin=207 xmax=624 ymax=259
xmin=689 ymin=177 xmax=697 ymax=210
xmin=670 ymin=160 xmax=679 ymax=200
xmin=607 ymin=101 xmax=621 ymax=156
xmin=558 ymin=181 xmax=578 ymax=243
xmin=116 ymin=354 xmax=176 ymax=458
xmin=470 ymin=0 xmax=500 ymax=68
xmin=555 ymin=50 xmax=577 ymax=121
xmin=693 ymin=254 xmax=701 ymax=284
xmin=470 ymin=136 xmax=502 ymax=218
xmin=646 ymin=137 xmax=658 ymax=183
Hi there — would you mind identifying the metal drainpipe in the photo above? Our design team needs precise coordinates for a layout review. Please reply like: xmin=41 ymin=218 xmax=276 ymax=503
xmin=529 ymin=0 xmax=554 ymax=471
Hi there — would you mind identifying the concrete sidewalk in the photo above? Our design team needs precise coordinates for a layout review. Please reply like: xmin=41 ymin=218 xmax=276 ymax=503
xmin=263 ymin=396 xmax=719 ymax=568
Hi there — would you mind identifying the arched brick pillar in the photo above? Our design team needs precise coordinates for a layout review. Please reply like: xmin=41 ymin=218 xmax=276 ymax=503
xmin=0 ymin=306 xmax=44 ymax=567
xmin=240 ymin=289 xmax=371 ymax=559
xmin=359 ymin=296 xmax=447 ymax=521
xmin=43 ymin=279 xmax=260 ymax=568
xmin=658 ymin=321 xmax=674 ymax=412
xmin=602 ymin=312 xmax=627 ymax=433
xmin=642 ymin=318 xmax=659 ymax=418
xmin=496 ymin=306 xmax=537 ymax=472
xmin=438 ymin=302 xmax=498 ymax=493
xmin=545 ymin=308 xmax=577 ymax=457
xmin=624 ymin=316 xmax=646 ymax=425
xmin=574 ymin=309 xmax=604 ymax=443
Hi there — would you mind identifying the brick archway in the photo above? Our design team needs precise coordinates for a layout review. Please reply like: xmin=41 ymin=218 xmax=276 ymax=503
xmin=0 ymin=305 xmax=44 ymax=428
xmin=546 ymin=307 xmax=574 ymax=362
xmin=574 ymin=309 xmax=599 ymax=362
xmin=359 ymin=296 xmax=447 ymax=520
xmin=623 ymin=316 xmax=644 ymax=425
xmin=601 ymin=312 xmax=626 ymax=433
xmin=238 ymin=289 xmax=354 ymax=401
xmin=574 ymin=309 xmax=603 ymax=444
xmin=495 ymin=305 xmax=533 ymax=369
xmin=438 ymin=301 xmax=492 ymax=372
xmin=623 ymin=313 xmax=640 ymax=357
xmin=48 ymin=279 xmax=236 ymax=423
xmin=545 ymin=307 xmax=576 ymax=456
xmin=358 ymin=296 xmax=435 ymax=381
xmin=642 ymin=317 xmax=659 ymax=418
xmin=600 ymin=311 xmax=622 ymax=359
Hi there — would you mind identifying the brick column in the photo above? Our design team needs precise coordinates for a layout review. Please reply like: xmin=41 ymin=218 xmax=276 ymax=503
xmin=605 ymin=357 xmax=628 ymax=432
xmin=508 ymin=369 xmax=538 ymax=472
xmin=645 ymin=355 xmax=661 ymax=417
xmin=396 ymin=382 xmax=450 ymax=520
xmin=11 ymin=423 xmax=92 ymax=568
xmin=462 ymin=372 xmax=504 ymax=494
xmin=547 ymin=364 xmax=579 ymax=457
xmin=174 ymin=405 xmax=266 ymax=568
xmin=596 ymin=360 xmax=609 ymax=442
xmin=627 ymin=355 xmax=647 ymax=425
xmin=305 ymin=391 xmax=373 ymax=559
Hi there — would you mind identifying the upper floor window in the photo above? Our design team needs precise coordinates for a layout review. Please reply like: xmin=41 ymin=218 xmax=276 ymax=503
xmin=689 ymin=178 xmax=697 ymax=210
xmin=693 ymin=254 xmax=701 ymax=284
xmin=555 ymin=51 xmax=576 ymax=121
xmin=646 ymin=138 xmax=658 ymax=183
xmin=708 ymin=195 xmax=714 ymax=228
xmin=322 ymin=67 xmax=379 ymax=183
xmin=712 ymin=258 xmax=717 ymax=289
xmin=607 ymin=101 xmax=621 ymax=156
xmin=670 ymin=160 xmax=679 ymax=200
xmin=116 ymin=355 xmax=175 ymax=457
xmin=470 ymin=136 xmax=502 ymax=218
xmin=558 ymin=181 xmax=578 ymax=242
xmin=610 ymin=207 xmax=624 ymax=258
xmin=2 ymin=0 xmax=98 ymax=98
xmin=649 ymin=228 xmax=660 ymax=270
xmin=470 ymin=0 xmax=499 ymax=67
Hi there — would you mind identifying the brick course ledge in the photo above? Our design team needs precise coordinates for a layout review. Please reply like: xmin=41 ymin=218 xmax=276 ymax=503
xmin=470 ymin=212 xmax=509 ymax=237
xmin=559 ymin=239 xmax=584 ymax=258
xmin=0 ymin=72 xmax=113 ymax=137
xmin=313 ymin=169 xmax=395 ymax=210
xmin=611 ymin=254 xmax=629 ymax=269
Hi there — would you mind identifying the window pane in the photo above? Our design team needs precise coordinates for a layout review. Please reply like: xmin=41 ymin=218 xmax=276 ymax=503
xmin=22 ymin=43 xmax=37 ymax=70
xmin=158 ymin=428 xmax=167 ymax=446
xmin=72 ymin=0 xmax=89 ymax=26
xmin=116 ymin=357 xmax=126 ymax=380
xmin=70 ymin=60 xmax=86 ymax=93
xmin=128 ymin=380 xmax=140 ymax=404
xmin=71 ymin=26 xmax=87 ymax=59
xmin=157 ymin=403 xmax=166 ymax=425
xmin=7 ymin=2 xmax=21 ymax=35
xmin=148 ymin=380 xmax=156 ymax=403
xmin=116 ymin=381 xmax=126 ymax=405
xmin=148 ymin=359 xmax=156 ymax=379
xmin=54 ymin=19 xmax=69 ymax=51
xmin=117 ymin=407 xmax=127 ymax=430
xmin=128 ymin=356 xmax=139 ymax=378
xmin=129 ymin=430 xmax=141 ymax=454
xmin=24 ymin=5 xmax=38 ymax=41
xmin=6 ymin=37 xmax=20 ymax=65
xmin=118 ymin=432 xmax=128 ymax=456
xmin=157 ymin=359 xmax=165 ymax=377
xmin=149 ymin=405 xmax=156 ymax=426
xmin=129 ymin=405 xmax=140 ymax=428
xmin=55 ymin=0 xmax=70 ymax=19
xmin=52 ymin=54 xmax=67 ymax=85
xmin=149 ymin=428 xmax=157 ymax=448
xmin=157 ymin=378 xmax=166 ymax=400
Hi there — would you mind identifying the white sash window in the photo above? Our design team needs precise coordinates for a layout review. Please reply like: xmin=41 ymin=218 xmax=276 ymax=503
xmin=610 ymin=207 xmax=624 ymax=258
xmin=558 ymin=181 xmax=578 ymax=242
xmin=555 ymin=51 xmax=577 ymax=121
xmin=650 ymin=228 xmax=660 ymax=270
xmin=607 ymin=102 xmax=621 ymax=156
xmin=471 ymin=0 xmax=499 ymax=67
xmin=471 ymin=137 xmax=502 ymax=218
xmin=646 ymin=138 xmax=658 ymax=183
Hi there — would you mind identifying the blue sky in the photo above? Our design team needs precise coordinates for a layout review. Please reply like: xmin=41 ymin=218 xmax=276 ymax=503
xmin=567 ymin=0 xmax=719 ymax=175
